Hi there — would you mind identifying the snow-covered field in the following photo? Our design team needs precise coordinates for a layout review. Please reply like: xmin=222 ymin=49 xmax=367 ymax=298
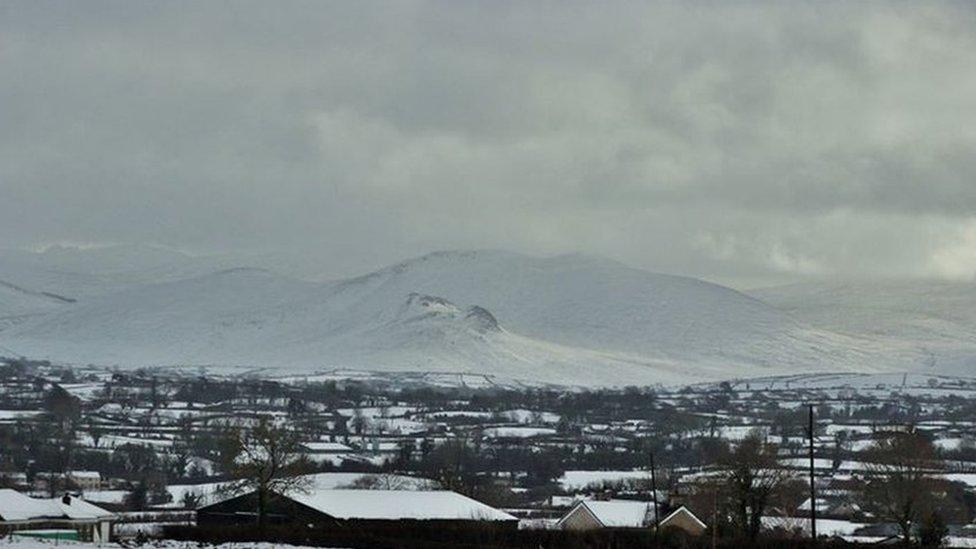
xmin=82 ymin=473 xmax=437 ymax=508
xmin=558 ymin=470 xmax=653 ymax=490
xmin=0 ymin=541 xmax=346 ymax=549
xmin=7 ymin=536 xmax=976 ymax=549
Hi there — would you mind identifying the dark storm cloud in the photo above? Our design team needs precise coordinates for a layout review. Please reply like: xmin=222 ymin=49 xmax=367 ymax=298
xmin=2 ymin=1 xmax=976 ymax=284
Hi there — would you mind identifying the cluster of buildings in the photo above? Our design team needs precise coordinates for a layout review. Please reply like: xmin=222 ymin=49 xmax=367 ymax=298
xmin=1 ymin=475 xmax=708 ymax=543
xmin=4 ymin=363 xmax=976 ymax=544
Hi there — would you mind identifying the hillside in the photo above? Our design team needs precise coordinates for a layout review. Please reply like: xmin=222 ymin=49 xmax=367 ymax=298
xmin=751 ymin=280 xmax=976 ymax=375
xmin=0 ymin=279 xmax=73 ymax=331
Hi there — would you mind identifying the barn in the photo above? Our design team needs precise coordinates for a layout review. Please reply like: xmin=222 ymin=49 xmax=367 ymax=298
xmin=197 ymin=488 xmax=518 ymax=530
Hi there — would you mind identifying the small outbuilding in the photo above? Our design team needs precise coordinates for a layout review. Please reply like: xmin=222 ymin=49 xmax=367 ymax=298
xmin=0 ymin=489 xmax=114 ymax=542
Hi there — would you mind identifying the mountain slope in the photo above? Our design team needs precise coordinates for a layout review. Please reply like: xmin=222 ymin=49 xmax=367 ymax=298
xmin=751 ymin=280 xmax=976 ymax=374
xmin=0 ymin=251 xmax=913 ymax=385
xmin=0 ymin=279 xmax=73 ymax=330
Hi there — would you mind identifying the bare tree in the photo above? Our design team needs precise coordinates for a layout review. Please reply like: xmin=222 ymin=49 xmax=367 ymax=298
xmin=721 ymin=430 xmax=791 ymax=540
xmin=351 ymin=409 xmax=370 ymax=435
xmin=85 ymin=417 xmax=104 ymax=449
xmin=858 ymin=430 xmax=949 ymax=544
xmin=220 ymin=417 xmax=313 ymax=528
xmin=346 ymin=473 xmax=412 ymax=490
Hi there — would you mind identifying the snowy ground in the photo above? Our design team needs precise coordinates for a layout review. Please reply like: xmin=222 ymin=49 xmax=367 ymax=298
xmin=0 ymin=541 xmax=346 ymax=549
xmin=558 ymin=470 xmax=653 ymax=490
xmin=82 ymin=472 xmax=437 ymax=509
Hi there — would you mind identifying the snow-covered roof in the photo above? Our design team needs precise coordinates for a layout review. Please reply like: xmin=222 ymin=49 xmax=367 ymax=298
xmin=660 ymin=506 xmax=706 ymax=530
xmin=797 ymin=497 xmax=831 ymax=512
xmin=0 ymin=490 xmax=57 ymax=521
xmin=575 ymin=500 xmax=654 ymax=528
xmin=0 ymin=490 xmax=113 ymax=522
xmin=287 ymin=489 xmax=516 ymax=522
xmin=56 ymin=496 xmax=115 ymax=520
xmin=302 ymin=442 xmax=353 ymax=452
xmin=67 ymin=471 xmax=101 ymax=479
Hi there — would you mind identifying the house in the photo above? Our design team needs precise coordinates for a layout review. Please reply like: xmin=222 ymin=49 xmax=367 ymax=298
xmin=300 ymin=441 xmax=356 ymax=466
xmin=301 ymin=441 xmax=354 ymax=454
xmin=67 ymin=471 xmax=102 ymax=491
xmin=0 ymin=472 xmax=29 ymax=490
xmin=197 ymin=488 xmax=517 ymax=529
xmin=0 ymin=489 xmax=114 ymax=542
xmin=34 ymin=471 xmax=102 ymax=492
xmin=658 ymin=506 xmax=706 ymax=536
xmin=557 ymin=499 xmax=659 ymax=530
xmin=797 ymin=496 xmax=861 ymax=519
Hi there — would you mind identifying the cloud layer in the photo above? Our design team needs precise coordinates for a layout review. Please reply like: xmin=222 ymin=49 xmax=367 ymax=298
xmin=2 ymin=1 xmax=975 ymax=285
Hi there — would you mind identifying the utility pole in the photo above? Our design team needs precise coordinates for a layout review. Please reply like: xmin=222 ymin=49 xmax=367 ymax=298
xmin=809 ymin=404 xmax=817 ymax=542
xmin=649 ymin=452 xmax=660 ymax=532
xmin=711 ymin=486 xmax=717 ymax=549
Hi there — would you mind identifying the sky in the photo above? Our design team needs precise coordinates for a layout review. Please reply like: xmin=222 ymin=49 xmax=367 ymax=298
xmin=2 ymin=1 xmax=976 ymax=288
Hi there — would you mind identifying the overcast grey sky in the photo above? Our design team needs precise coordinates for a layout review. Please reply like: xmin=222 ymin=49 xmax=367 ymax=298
xmin=2 ymin=1 xmax=975 ymax=287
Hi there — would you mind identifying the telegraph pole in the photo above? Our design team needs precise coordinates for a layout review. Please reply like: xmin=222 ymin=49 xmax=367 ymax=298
xmin=809 ymin=404 xmax=817 ymax=542
xmin=649 ymin=452 xmax=660 ymax=532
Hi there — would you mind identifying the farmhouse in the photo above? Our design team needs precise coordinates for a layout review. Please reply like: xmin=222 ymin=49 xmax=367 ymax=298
xmin=33 ymin=470 xmax=102 ymax=493
xmin=197 ymin=488 xmax=518 ymax=529
xmin=0 ymin=490 xmax=114 ymax=542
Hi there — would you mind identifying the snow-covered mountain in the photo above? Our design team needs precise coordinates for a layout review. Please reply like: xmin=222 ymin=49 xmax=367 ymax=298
xmin=0 ymin=249 xmax=924 ymax=385
xmin=750 ymin=280 xmax=976 ymax=375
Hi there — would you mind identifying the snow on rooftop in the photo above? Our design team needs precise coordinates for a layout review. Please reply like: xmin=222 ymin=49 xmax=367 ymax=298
xmin=0 ymin=490 xmax=112 ymax=521
xmin=301 ymin=442 xmax=353 ymax=452
xmin=0 ymin=490 xmax=57 ymax=522
xmin=482 ymin=426 xmax=556 ymax=438
xmin=287 ymin=489 xmax=516 ymax=522
xmin=66 ymin=471 xmax=101 ymax=479
xmin=577 ymin=500 xmax=655 ymax=528
xmin=56 ymin=497 xmax=114 ymax=520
